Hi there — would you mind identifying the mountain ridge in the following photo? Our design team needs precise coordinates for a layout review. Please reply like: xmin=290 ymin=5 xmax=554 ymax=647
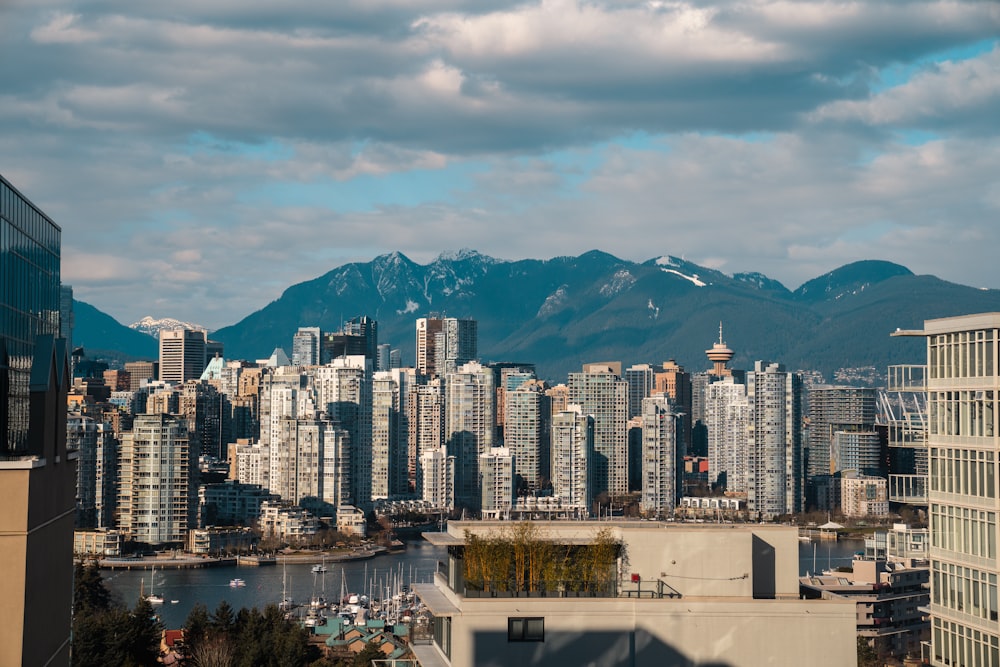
xmin=75 ymin=252 xmax=1000 ymax=382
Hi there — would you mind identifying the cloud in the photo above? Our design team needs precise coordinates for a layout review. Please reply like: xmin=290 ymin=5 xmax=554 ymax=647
xmin=0 ymin=0 xmax=997 ymax=327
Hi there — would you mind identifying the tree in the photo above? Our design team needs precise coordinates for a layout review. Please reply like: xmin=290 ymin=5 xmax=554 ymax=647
xmin=73 ymin=560 xmax=112 ymax=615
xmin=857 ymin=637 xmax=879 ymax=667
xmin=184 ymin=603 xmax=212 ymax=657
xmin=210 ymin=600 xmax=236 ymax=639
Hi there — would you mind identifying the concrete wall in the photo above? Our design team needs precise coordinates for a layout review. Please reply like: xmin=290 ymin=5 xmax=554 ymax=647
xmin=451 ymin=596 xmax=857 ymax=667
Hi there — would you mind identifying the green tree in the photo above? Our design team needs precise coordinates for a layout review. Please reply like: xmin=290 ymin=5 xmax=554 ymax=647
xmin=73 ymin=560 xmax=112 ymax=615
xmin=184 ymin=603 xmax=211 ymax=657
xmin=856 ymin=637 xmax=879 ymax=667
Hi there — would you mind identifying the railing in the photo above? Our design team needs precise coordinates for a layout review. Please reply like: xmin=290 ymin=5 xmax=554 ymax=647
xmin=889 ymin=475 xmax=928 ymax=503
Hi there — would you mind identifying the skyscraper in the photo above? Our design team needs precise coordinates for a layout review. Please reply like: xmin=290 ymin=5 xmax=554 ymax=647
xmin=416 ymin=316 xmax=477 ymax=377
xmin=372 ymin=369 xmax=410 ymax=500
xmin=807 ymin=386 xmax=877 ymax=480
xmin=503 ymin=374 xmax=550 ymax=494
xmin=895 ymin=313 xmax=999 ymax=666
xmin=706 ymin=376 xmax=750 ymax=493
xmin=445 ymin=361 xmax=495 ymax=510
xmin=746 ymin=361 xmax=803 ymax=519
xmin=0 ymin=173 xmax=76 ymax=666
xmin=568 ymin=364 xmax=629 ymax=499
xmin=408 ymin=380 xmax=445 ymax=493
xmin=640 ymin=394 xmax=680 ymax=518
xmin=291 ymin=326 xmax=321 ymax=366
xmin=117 ymin=412 xmax=197 ymax=545
xmin=159 ymin=328 xmax=208 ymax=383
xmin=550 ymin=406 xmax=593 ymax=517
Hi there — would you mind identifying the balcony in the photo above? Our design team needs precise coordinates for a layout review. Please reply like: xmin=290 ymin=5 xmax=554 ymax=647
xmin=889 ymin=475 xmax=927 ymax=503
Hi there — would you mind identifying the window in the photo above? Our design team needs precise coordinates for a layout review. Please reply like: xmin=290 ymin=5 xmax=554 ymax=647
xmin=508 ymin=617 xmax=544 ymax=642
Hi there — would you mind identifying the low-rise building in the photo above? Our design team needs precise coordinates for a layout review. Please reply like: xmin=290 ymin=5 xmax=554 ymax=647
xmin=336 ymin=505 xmax=367 ymax=538
xmin=188 ymin=526 xmax=258 ymax=555
xmin=198 ymin=480 xmax=276 ymax=528
xmin=412 ymin=521 xmax=856 ymax=667
xmin=841 ymin=472 xmax=889 ymax=518
xmin=800 ymin=558 xmax=930 ymax=663
xmin=259 ymin=501 xmax=319 ymax=542
xmin=73 ymin=529 xmax=123 ymax=558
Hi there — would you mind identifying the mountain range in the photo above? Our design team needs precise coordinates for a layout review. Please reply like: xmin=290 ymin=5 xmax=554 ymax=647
xmin=74 ymin=250 xmax=1000 ymax=383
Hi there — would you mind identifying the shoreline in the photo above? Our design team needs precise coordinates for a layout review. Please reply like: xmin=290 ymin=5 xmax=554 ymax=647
xmin=98 ymin=545 xmax=390 ymax=570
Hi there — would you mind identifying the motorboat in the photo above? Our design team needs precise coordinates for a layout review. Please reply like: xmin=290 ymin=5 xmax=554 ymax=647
xmin=229 ymin=578 xmax=246 ymax=587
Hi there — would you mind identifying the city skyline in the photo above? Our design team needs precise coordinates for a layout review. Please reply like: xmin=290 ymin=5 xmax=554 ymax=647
xmin=2 ymin=2 xmax=998 ymax=328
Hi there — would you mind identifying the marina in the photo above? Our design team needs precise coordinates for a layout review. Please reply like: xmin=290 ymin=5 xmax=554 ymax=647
xmin=102 ymin=540 xmax=446 ymax=628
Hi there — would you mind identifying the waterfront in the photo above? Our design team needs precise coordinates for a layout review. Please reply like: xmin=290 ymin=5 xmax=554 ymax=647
xmin=103 ymin=541 xmax=446 ymax=628
xmin=798 ymin=538 xmax=866 ymax=576
xmin=103 ymin=536 xmax=867 ymax=627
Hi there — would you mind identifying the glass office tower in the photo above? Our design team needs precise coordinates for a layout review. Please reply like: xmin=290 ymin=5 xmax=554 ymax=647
xmin=0 ymin=173 xmax=75 ymax=667
xmin=1 ymin=173 xmax=62 ymax=456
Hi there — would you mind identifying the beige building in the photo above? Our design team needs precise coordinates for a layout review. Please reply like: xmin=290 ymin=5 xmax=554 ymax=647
xmin=895 ymin=313 xmax=1000 ymax=666
xmin=412 ymin=521 xmax=856 ymax=667
xmin=840 ymin=472 xmax=890 ymax=518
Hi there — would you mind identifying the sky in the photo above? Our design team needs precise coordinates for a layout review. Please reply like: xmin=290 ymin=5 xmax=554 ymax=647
xmin=2 ymin=0 xmax=999 ymax=330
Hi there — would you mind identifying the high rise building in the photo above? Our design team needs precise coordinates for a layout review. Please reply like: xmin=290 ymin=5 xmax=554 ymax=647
xmin=807 ymin=386 xmax=878 ymax=480
xmin=503 ymin=375 xmax=550 ymax=494
xmin=746 ymin=361 xmax=803 ymax=519
xmin=159 ymin=328 xmax=208 ymax=383
xmin=550 ymin=406 xmax=593 ymax=517
xmin=372 ymin=369 xmax=410 ymax=500
xmin=124 ymin=360 xmax=157 ymax=390
xmin=291 ymin=326 xmax=321 ymax=366
xmin=706 ymin=377 xmax=750 ymax=493
xmin=314 ymin=357 xmax=372 ymax=509
xmin=480 ymin=447 xmax=514 ymax=519
xmin=68 ymin=414 xmax=118 ymax=529
xmin=640 ymin=395 xmax=680 ymax=518
xmin=420 ymin=447 xmax=455 ymax=510
xmin=894 ymin=313 xmax=999 ymax=667
xmin=568 ymin=364 xmax=628 ymax=499
xmin=656 ymin=359 xmax=693 ymax=456
xmin=117 ymin=412 xmax=197 ymax=545
xmin=445 ymin=361 xmax=495 ymax=510
xmin=408 ymin=379 xmax=445 ymax=493
xmin=624 ymin=363 xmax=656 ymax=421
xmin=0 ymin=173 xmax=76 ymax=666
xmin=416 ymin=316 xmax=477 ymax=377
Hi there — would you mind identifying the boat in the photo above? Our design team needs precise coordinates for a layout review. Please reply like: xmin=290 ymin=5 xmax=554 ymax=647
xmin=311 ymin=555 xmax=328 ymax=574
xmin=278 ymin=561 xmax=295 ymax=611
xmin=229 ymin=578 xmax=246 ymax=587
xmin=143 ymin=566 xmax=164 ymax=605
xmin=170 ymin=600 xmax=179 ymax=604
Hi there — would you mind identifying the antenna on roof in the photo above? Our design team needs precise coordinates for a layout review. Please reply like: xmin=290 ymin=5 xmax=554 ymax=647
xmin=719 ymin=321 xmax=724 ymax=345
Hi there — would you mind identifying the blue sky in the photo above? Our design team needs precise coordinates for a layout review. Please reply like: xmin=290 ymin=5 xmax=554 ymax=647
xmin=1 ymin=1 xmax=998 ymax=328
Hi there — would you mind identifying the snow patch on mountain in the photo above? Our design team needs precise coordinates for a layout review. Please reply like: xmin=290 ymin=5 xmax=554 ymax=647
xmin=599 ymin=270 xmax=636 ymax=297
xmin=130 ymin=316 xmax=205 ymax=338
xmin=397 ymin=300 xmax=420 ymax=315
xmin=647 ymin=299 xmax=660 ymax=320
xmin=537 ymin=286 xmax=569 ymax=318
xmin=659 ymin=268 xmax=706 ymax=287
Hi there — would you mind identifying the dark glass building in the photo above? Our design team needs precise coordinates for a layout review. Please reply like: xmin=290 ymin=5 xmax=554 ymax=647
xmin=0 ymin=172 xmax=75 ymax=666
xmin=1 ymin=173 xmax=62 ymax=456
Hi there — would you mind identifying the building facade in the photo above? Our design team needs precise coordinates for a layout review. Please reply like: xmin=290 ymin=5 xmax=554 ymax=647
xmin=158 ymin=328 xmax=208 ymax=384
xmin=898 ymin=313 xmax=1000 ymax=666
xmin=0 ymin=173 xmax=77 ymax=666
xmin=568 ymin=365 xmax=628 ymax=499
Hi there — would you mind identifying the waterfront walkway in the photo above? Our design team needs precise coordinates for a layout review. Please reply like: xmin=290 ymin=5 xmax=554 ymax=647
xmin=98 ymin=545 xmax=389 ymax=570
